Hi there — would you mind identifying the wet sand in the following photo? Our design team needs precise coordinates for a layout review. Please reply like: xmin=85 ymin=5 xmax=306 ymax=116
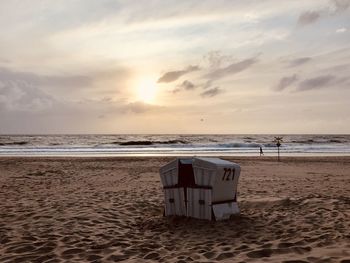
xmin=0 ymin=156 xmax=349 ymax=262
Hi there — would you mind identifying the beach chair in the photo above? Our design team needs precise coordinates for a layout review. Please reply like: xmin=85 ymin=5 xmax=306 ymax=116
xmin=159 ymin=157 xmax=241 ymax=220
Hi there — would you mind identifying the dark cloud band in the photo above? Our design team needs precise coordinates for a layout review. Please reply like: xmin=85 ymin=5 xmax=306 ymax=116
xmin=157 ymin=65 xmax=200 ymax=83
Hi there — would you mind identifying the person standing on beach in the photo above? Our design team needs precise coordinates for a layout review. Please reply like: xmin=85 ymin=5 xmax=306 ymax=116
xmin=260 ymin=146 xmax=264 ymax=156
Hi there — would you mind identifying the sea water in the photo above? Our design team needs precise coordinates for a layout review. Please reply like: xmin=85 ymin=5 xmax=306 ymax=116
xmin=0 ymin=134 xmax=349 ymax=157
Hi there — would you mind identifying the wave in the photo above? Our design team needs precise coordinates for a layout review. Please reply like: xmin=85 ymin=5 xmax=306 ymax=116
xmin=291 ymin=139 xmax=345 ymax=144
xmin=291 ymin=139 xmax=315 ymax=144
xmin=218 ymin=142 xmax=262 ymax=148
xmin=329 ymin=139 xmax=343 ymax=143
xmin=118 ymin=139 xmax=188 ymax=146
xmin=0 ymin=135 xmax=349 ymax=156
xmin=263 ymin=143 xmax=277 ymax=147
xmin=0 ymin=141 xmax=29 ymax=146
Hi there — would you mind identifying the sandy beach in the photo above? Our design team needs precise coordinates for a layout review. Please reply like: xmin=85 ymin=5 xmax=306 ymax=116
xmin=0 ymin=156 xmax=349 ymax=263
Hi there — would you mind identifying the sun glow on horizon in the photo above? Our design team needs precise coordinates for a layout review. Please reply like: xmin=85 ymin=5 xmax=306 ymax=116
xmin=136 ymin=77 xmax=157 ymax=104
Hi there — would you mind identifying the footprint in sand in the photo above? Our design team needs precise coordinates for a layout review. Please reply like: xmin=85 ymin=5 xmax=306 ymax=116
xmin=246 ymin=248 xmax=273 ymax=258
xmin=61 ymin=248 xmax=85 ymax=258
xmin=277 ymin=242 xmax=294 ymax=248
xmin=203 ymin=251 xmax=216 ymax=259
xmin=143 ymin=252 xmax=160 ymax=260
xmin=33 ymin=242 xmax=56 ymax=254
xmin=215 ymin=252 xmax=235 ymax=260
xmin=282 ymin=261 xmax=308 ymax=263
xmin=6 ymin=243 xmax=36 ymax=254
xmin=87 ymin=254 xmax=102 ymax=261
xmin=107 ymin=254 xmax=130 ymax=261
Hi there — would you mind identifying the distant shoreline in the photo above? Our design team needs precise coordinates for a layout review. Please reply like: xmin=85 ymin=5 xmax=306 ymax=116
xmin=1 ymin=156 xmax=350 ymax=161
xmin=1 ymin=153 xmax=350 ymax=157
xmin=1 ymin=134 xmax=349 ymax=157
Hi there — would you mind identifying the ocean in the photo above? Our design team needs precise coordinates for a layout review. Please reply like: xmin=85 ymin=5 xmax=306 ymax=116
xmin=0 ymin=134 xmax=349 ymax=157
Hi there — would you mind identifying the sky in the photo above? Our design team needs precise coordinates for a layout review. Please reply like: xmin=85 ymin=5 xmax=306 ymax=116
xmin=0 ymin=0 xmax=349 ymax=134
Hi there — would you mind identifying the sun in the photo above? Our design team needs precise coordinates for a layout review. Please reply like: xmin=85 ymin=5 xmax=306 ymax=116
xmin=136 ymin=77 xmax=157 ymax=104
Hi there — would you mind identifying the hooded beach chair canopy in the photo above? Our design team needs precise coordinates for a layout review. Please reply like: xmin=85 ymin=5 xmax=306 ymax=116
xmin=160 ymin=157 xmax=241 ymax=221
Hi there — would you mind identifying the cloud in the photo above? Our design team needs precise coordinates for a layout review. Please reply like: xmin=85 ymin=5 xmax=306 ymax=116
xmin=275 ymin=74 xmax=298 ymax=91
xmin=288 ymin=57 xmax=312 ymax=67
xmin=0 ymin=66 xmax=141 ymax=116
xmin=172 ymin=88 xmax=181 ymax=94
xmin=0 ymin=58 xmax=10 ymax=64
xmin=332 ymin=0 xmax=350 ymax=12
xmin=202 ymin=80 xmax=213 ymax=89
xmin=0 ymin=67 xmax=92 ymax=88
xmin=297 ymin=75 xmax=348 ymax=91
xmin=173 ymin=79 xmax=213 ymax=94
xmin=157 ymin=65 xmax=200 ymax=83
xmin=122 ymin=101 xmax=162 ymax=114
xmin=172 ymin=80 xmax=196 ymax=94
xmin=0 ymin=80 xmax=57 ymax=111
xmin=204 ymin=51 xmax=233 ymax=69
xmin=336 ymin=27 xmax=347 ymax=33
xmin=297 ymin=0 xmax=350 ymax=26
xmin=200 ymin=87 xmax=223 ymax=97
xmin=179 ymin=80 xmax=196 ymax=90
xmin=297 ymin=11 xmax=321 ymax=26
xmin=205 ymin=57 xmax=258 ymax=79
xmin=0 ymin=66 xmax=132 ymax=101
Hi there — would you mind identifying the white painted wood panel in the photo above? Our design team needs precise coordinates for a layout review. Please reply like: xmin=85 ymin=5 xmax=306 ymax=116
xmin=212 ymin=202 xmax=240 ymax=220
xmin=164 ymin=188 xmax=186 ymax=216
xmin=187 ymin=188 xmax=212 ymax=220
